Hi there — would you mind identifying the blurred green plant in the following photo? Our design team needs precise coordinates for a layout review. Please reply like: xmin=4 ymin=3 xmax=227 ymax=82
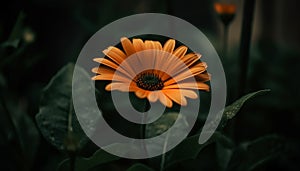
xmin=0 ymin=11 xmax=40 ymax=171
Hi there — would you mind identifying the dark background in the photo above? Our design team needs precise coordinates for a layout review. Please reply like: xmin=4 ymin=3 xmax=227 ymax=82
xmin=0 ymin=0 xmax=299 ymax=170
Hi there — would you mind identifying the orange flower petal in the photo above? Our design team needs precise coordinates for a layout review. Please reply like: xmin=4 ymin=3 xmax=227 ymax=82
xmin=91 ymin=67 xmax=113 ymax=74
xmin=154 ymin=41 xmax=162 ymax=50
xmin=164 ymin=82 xmax=210 ymax=91
xmin=181 ymin=53 xmax=201 ymax=67
xmin=92 ymin=74 xmax=113 ymax=80
xmin=132 ymin=38 xmax=145 ymax=52
xmin=132 ymin=38 xmax=145 ymax=67
xmin=165 ymin=53 xmax=201 ymax=77
xmin=173 ymin=45 xmax=188 ymax=58
xmin=93 ymin=58 xmax=135 ymax=78
xmin=92 ymin=72 xmax=131 ymax=82
xmin=162 ymin=89 xmax=187 ymax=106
xmin=163 ymin=39 xmax=175 ymax=53
xmin=121 ymin=37 xmax=135 ymax=56
xmin=196 ymin=72 xmax=211 ymax=82
xmin=105 ymin=82 xmax=139 ymax=92
xmin=103 ymin=46 xmax=126 ymax=64
xmin=148 ymin=91 xmax=159 ymax=102
xmin=93 ymin=58 xmax=119 ymax=69
xmin=101 ymin=47 xmax=137 ymax=78
xmin=144 ymin=40 xmax=156 ymax=50
xmin=164 ymin=63 xmax=207 ymax=86
xmin=135 ymin=89 xmax=149 ymax=98
xmin=158 ymin=91 xmax=173 ymax=108
xmin=165 ymin=89 xmax=198 ymax=99
xmin=180 ymin=89 xmax=198 ymax=99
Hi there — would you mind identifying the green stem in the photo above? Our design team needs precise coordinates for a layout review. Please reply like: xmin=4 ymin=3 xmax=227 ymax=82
xmin=140 ymin=101 xmax=149 ymax=157
xmin=69 ymin=153 xmax=76 ymax=171
xmin=141 ymin=114 xmax=148 ymax=154
xmin=223 ymin=24 xmax=229 ymax=57
xmin=160 ymin=132 xmax=170 ymax=171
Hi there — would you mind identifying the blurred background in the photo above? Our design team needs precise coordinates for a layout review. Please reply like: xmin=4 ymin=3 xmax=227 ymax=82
xmin=0 ymin=0 xmax=299 ymax=170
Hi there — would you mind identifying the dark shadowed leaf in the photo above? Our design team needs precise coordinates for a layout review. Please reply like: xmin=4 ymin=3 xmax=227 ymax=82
xmin=0 ymin=11 xmax=25 ymax=49
xmin=146 ymin=112 xmax=184 ymax=138
xmin=163 ymin=90 xmax=270 ymax=169
xmin=212 ymin=89 xmax=271 ymax=130
xmin=226 ymin=135 xmax=284 ymax=171
xmin=165 ymin=132 xmax=233 ymax=169
xmin=58 ymin=146 xmax=120 ymax=171
xmin=0 ymin=97 xmax=39 ymax=171
xmin=216 ymin=141 xmax=233 ymax=171
xmin=35 ymin=63 xmax=90 ymax=151
xmin=126 ymin=163 xmax=155 ymax=171
xmin=224 ymin=89 xmax=270 ymax=120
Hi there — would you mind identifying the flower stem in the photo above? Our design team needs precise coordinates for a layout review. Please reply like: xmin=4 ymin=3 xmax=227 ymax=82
xmin=140 ymin=101 xmax=150 ymax=157
xmin=69 ymin=153 xmax=76 ymax=171
xmin=160 ymin=132 xmax=170 ymax=171
xmin=140 ymin=113 xmax=147 ymax=153
xmin=223 ymin=24 xmax=229 ymax=57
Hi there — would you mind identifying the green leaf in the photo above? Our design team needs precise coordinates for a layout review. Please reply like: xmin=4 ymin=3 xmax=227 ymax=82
xmin=35 ymin=63 xmax=89 ymax=152
xmin=214 ymin=89 xmax=270 ymax=130
xmin=165 ymin=132 xmax=233 ymax=169
xmin=126 ymin=163 xmax=155 ymax=171
xmin=0 ymin=11 xmax=25 ymax=49
xmin=8 ymin=12 xmax=25 ymax=42
xmin=225 ymin=89 xmax=270 ymax=119
xmin=1 ymin=39 xmax=20 ymax=49
xmin=226 ymin=135 xmax=284 ymax=171
xmin=146 ymin=112 xmax=183 ymax=138
xmin=145 ymin=112 xmax=189 ymax=171
xmin=199 ymin=90 xmax=270 ymax=145
xmin=216 ymin=141 xmax=233 ymax=171
xmin=58 ymin=146 xmax=120 ymax=171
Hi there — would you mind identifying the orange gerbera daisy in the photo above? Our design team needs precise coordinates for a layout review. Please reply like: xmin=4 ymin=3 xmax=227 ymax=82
xmin=92 ymin=37 xmax=210 ymax=108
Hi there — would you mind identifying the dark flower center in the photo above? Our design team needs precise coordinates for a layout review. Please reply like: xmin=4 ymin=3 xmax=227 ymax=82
xmin=136 ymin=72 xmax=164 ymax=91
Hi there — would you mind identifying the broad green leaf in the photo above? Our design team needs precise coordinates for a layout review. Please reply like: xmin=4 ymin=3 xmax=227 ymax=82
xmin=165 ymin=132 xmax=233 ymax=169
xmin=216 ymin=141 xmax=233 ymax=171
xmin=146 ymin=112 xmax=183 ymax=138
xmin=1 ymin=39 xmax=20 ymax=49
xmin=162 ymin=90 xmax=270 ymax=169
xmin=199 ymin=90 xmax=270 ymax=145
xmin=145 ymin=112 xmax=189 ymax=171
xmin=213 ymin=89 xmax=270 ymax=130
xmin=8 ymin=12 xmax=25 ymax=43
xmin=36 ymin=63 xmax=90 ymax=151
xmin=58 ymin=146 xmax=120 ymax=171
xmin=226 ymin=135 xmax=284 ymax=171
xmin=0 ymin=11 xmax=25 ymax=49
xmin=126 ymin=163 xmax=155 ymax=171
xmin=224 ymin=89 xmax=270 ymax=120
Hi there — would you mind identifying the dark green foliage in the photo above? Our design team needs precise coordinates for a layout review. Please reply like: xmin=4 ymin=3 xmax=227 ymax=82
xmin=0 ymin=1 xmax=298 ymax=170
xmin=36 ymin=64 xmax=89 ymax=152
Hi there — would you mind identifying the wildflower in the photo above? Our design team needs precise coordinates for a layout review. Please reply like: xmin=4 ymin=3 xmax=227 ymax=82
xmin=92 ymin=37 xmax=210 ymax=107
